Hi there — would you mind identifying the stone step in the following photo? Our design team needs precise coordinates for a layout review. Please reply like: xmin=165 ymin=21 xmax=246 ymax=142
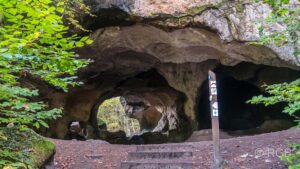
xmin=120 ymin=161 xmax=194 ymax=169
xmin=128 ymin=151 xmax=193 ymax=160
xmin=136 ymin=144 xmax=193 ymax=152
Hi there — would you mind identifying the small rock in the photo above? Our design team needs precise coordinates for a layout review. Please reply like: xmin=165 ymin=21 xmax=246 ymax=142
xmin=240 ymin=153 xmax=249 ymax=158
xmin=265 ymin=159 xmax=272 ymax=163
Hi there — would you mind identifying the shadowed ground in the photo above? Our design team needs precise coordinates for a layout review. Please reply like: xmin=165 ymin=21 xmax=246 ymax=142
xmin=46 ymin=128 xmax=300 ymax=169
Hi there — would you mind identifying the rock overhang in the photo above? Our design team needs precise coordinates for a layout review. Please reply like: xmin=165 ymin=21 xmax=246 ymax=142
xmin=34 ymin=0 xmax=300 ymax=142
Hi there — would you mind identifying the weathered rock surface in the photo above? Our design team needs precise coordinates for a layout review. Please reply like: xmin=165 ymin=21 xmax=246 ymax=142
xmin=30 ymin=0 xmax=300 ymax=143
xmin=0 ymin=127 xmax=55 ymax=168
xmin=83 ymin=0 xmax=300 ymax=67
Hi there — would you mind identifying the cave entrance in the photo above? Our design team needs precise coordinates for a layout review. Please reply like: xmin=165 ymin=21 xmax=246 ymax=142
xmin=97 ymin=97 xmax=140 ymax=137
xmin=197 ymin=63 xmax=296 ymax=137
xmin=89 ymin=69 xmax=189 ymax=144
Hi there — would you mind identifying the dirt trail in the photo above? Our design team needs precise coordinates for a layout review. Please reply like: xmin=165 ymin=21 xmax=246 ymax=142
xmin=47 ymin=128 xmax=300 ymax=169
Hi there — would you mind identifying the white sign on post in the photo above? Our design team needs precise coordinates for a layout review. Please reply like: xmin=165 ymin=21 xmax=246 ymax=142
xmin=210 ymin=81 xmax=217 ymax=95
xmin=208 ymin=70 xmax=222 ymax=169
xmin=212 ymin=102 xmax=219 ymax=117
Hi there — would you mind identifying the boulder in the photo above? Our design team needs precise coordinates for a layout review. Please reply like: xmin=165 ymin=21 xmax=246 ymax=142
xmin=0 ymin=127 xmax=55 ymax=168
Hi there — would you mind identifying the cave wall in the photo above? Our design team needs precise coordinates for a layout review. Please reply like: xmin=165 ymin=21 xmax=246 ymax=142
xmin=82 ymin=0 xmax=300 ymax=67
xmin=30 ymin=0 xmax=300 ymax=140
xmin=116 ymin=69 xmax=186 ymax=132
xmin=74 ymin=24 xmax=299 ymax=131
xmin=197 ymin=63 xmax=299 ymax=131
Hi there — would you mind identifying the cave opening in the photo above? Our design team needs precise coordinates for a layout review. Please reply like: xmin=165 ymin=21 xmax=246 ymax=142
xmin=97 ymin=96 xmax=141 ymax=137
xmin=197 ymin=63 xmax=297 ymax=137
xmin=84 ymin=69 xmax=190 ymax=144
xmin=62 ymin=60 xmax=299 ymax=143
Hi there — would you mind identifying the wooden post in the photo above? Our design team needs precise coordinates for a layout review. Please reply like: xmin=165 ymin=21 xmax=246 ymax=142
xmin=208 ymin=70 xmax=222 ymax=169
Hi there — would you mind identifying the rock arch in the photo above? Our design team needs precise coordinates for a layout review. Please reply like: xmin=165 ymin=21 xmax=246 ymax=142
xmin=26 ymin=0 xmax=300 ymax=142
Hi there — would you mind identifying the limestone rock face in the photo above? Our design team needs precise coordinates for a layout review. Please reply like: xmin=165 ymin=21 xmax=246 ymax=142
xmin=35 ymin=0 xmax=300 ymax=142
xmin=83 ymin=0 xmax=300 ymax=67
xmin=87 ymin=0 xmax=222 ymax=17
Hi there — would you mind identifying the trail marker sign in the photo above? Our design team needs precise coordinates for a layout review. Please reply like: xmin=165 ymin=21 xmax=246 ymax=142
xmin=208 ymin=70 xmax=222 ymax=169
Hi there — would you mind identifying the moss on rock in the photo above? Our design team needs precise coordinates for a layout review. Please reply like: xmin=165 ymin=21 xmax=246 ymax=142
xmin=186 ymin=5 xmax=213 ymax=16
xmin=0 ymin=127 xmax=55 ymax=169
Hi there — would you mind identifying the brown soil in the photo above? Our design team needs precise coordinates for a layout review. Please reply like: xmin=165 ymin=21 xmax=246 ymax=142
xmin=48 ymin=128 xmax=300 ymax=169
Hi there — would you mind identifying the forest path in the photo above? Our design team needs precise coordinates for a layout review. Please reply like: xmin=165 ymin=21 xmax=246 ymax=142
xmin=45 ymin=129 xmax=300 ymax=169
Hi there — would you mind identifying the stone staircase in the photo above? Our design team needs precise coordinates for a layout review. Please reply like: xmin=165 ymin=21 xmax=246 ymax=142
xmin=120 ymin=144 xmax=195 ymax=169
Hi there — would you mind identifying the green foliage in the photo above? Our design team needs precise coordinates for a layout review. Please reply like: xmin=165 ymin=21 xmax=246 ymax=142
xmin=248 ymin=79 xmax=300 ymax=120
xmin=254 ymin=0 xmax=300 ymax=120
xmin=98 ymin=97 xmax=125 ymax=131
xmin=0 ymin=0 xmax=92 ymax=90
xmin=250 ymin=0 xmax=300 ymax=111
xmin=97 ymin=97 xmax=140 ymax=135
xmin=61 ymin=0 xmax=96 ymax=32
xmin=0 ymin=127 xmax=55 ymax=169
xmin=256 ymin=0 xmax=300 ymax=57
xmin=0 ymin=0 xmax=93 ymax=168
xmin=281 ymin=144 xmax=300 ymax=169
xmin=248 ymin=80 xmax=300 ymax=168
xmin=250 ymin=1 xmax=300 ymax=168
xmin=0 ymin=0 xmax=93 ymax=129
xmin=0 ymin=84 xmax=62 ymax=130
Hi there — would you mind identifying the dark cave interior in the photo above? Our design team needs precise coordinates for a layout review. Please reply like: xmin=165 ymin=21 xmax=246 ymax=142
xmin=197 ymin=64 xmax=297 ymax=135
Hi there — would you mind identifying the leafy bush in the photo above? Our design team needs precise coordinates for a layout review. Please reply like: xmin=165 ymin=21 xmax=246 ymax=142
xmin=250 ymin=1 xmax=300 ymax=167
xmin=281 ymin=144 xmax=300 ymax=169
xmin=0 ymin=0 xmax=93 ymax=167
xmin=248 ymin=79 xmax=300 ymax=123
xmin=0 ymin=0 xmax=94 ymax=131
xmin=256 ymin=0 xmax=300 ymax=57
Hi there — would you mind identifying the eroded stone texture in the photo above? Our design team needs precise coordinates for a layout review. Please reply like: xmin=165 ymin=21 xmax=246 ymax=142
xmin=83 ymin=0 xmax=299 ymax=66
xmin=32 ymin=0 xmax=300 ymax=143
xmin=194 ymin=9 xmax=232 ymax=42
xmin=41 ymin=25 xmax=300 ymax=141
xmin=83 ymin=25 xmax=297 ymax=67
xmin=87 ymin=0 xmax=222 ymax=17
xmin=117 ymin=69 xmax=184 ymax=132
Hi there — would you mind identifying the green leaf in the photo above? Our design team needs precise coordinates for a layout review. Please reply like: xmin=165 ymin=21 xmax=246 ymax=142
xmin=75 ymin=41 xmax=84 ymax=47
xmin=39 ymin=120 xmax=49 ymax=128
xmin=86 ymin=39 xmax=93 ymax=45
xmin=80 ymin=36 xmax=89 ymax=42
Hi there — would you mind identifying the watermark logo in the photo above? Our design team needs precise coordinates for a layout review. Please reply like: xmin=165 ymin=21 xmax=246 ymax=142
xmin=254 ymin=147 xmax=293 ymax=158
